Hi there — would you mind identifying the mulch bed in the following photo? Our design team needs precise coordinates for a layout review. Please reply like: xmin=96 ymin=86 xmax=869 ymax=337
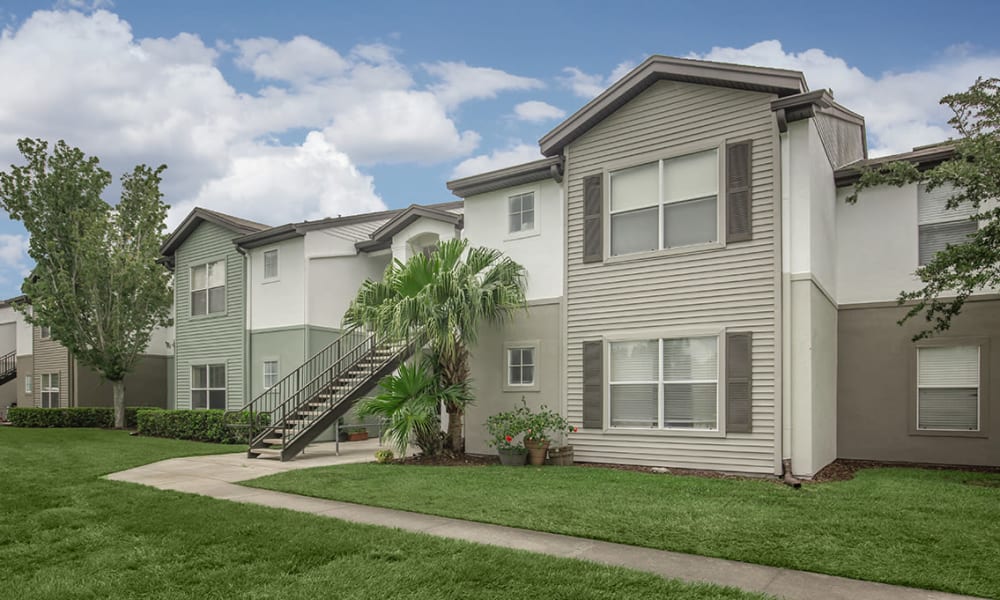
xmin=396 ymin=453 xmax=1000 ymax=485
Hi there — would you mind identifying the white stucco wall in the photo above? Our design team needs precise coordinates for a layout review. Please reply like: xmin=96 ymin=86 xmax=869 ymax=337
xmin=12 ymin=307 xmax=31 ymax=357
xmin=836 ymin=183 xmax=922 ymax=305
xmin=462 ymin=179 xmax=564 ymax=301
xmin=785 ymin=120 xmax=837 ymax=297
xmin=307 ymin=253 xmax=390 ymax=330
xmin=249 ymin=237 xmax=306 ymax=330
xmin=390 ymin=219 xmax=459 ymax=263
xmin=144 ymin=324 xmax=174 ymax=356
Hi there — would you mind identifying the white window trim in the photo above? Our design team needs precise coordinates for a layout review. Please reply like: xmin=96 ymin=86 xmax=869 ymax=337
xmin=502 ymin=340 xmax=540 ymax=392
xmin=40 ymin=372 xmax=60 ymax=408
xmin=603 ymin=140 xmax=727 ymax=263
xmin=262 ymin=248 xmax=280 ymax=283
xmin=915 ymin=345 xmax=981 ymax=433
xmin=191 ymin=363 xmax=227 ymax=410
xmin=24 ymin=374 xmax=32 ymax=394
xmin=603 ymin=326 xmax=727 ymax=438
xmin=262 ymin=358 xmax=280 ymax=389
xmin=504 ymin=185 xmax=542 ymax=241
xmin=190 ymin=258 xmax=227 ymax=317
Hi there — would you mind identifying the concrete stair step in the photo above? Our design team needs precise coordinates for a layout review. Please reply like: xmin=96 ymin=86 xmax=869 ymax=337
xmin=261 ymin=438 xmax=283 ymax=445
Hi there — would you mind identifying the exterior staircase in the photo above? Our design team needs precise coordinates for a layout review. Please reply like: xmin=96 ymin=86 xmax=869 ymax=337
xmin=225 ymin=327 xmax=424 ymax=462
xmin=0 ymin=350 xmax=16 ymax=386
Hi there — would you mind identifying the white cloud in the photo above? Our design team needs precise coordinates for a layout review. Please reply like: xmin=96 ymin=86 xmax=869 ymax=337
xmin=560 ymin=59 xmax=642 ymax=99
xmin=174 ymin=132 xmax=385 ymax=227
xmin=0 ymin=233 xmax=28 ymax=271
xmin=0 ymin=9 xmax=542 ymax=236
xmin=425 ymin=61 xmax=544 ymax=108
xmin=689 ymin=40 xmax=1000 ymax=155
xmin=235 ymin=35 xmax=348 ymax=84
xmin=513 ymin=101 xmax=565 ymax=123
xmin=450 ymin=143 xmax=543 ymax=180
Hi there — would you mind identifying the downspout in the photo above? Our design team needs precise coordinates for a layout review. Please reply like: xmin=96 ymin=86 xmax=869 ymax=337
xmin=777 ymin=120 xmax=801 ymax=489
xmin=237 ymin=244 xmax=251 ymax=406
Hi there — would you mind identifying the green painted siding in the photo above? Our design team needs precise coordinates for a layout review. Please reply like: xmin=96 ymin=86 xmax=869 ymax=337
xmin=249 ymin=327 xmax=306 ymax=398
xmin=307 ymin=326 xmax=341 ymax=358
xmin=174 ymin=221 xmax=247 ymax=410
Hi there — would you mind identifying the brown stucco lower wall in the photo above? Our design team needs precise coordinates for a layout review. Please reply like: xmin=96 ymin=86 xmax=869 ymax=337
xmin=74 ymin=355 xmax=169 ymax=408
xmin=15 ymin=355 xmax=32 ymax=407
xmin=838 ymin=298 xmax=1000 ymax=466
xmin=465 ymin=301 xmax=562 ymax=456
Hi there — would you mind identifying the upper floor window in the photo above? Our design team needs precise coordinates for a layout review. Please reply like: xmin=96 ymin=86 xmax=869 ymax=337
xmin=509 ymin=192 xmax=535 ymax=234
xmin=609 ymin=336 xmax=719 ymax=430
xmin=609 ymin=149 xmax=718 ymax=256
xmin=39 ymin=325 xmax=50 ymax=339
xmin=917 ymin=345 xmax=979 ymax=431
xmin=918 ymin=183 xmax=976 ymax=266
xmin=191 ymin=260 xmax=226 ymax=316
xmin=263 ymin=249 xmax=279 ymax=281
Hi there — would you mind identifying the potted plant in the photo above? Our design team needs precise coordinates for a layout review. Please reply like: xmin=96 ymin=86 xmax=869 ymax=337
xmin=346 ymin=426 xmax=369 ymax=442
xmin=548 ymin=423 xmax=578 ymax=466
xmin=522 ymin=402 xmax=572 ymax=466
xmin=485 ymin=405 xmax=528 ymax=466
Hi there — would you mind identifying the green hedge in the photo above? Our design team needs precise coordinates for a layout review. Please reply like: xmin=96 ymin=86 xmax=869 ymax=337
xmin=8 ymin=406 xmax=158 ymax=429
xmin=135 ymin=409 xmax=267 ymax=445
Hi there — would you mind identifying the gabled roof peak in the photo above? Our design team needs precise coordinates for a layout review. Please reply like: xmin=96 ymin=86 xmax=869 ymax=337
xmin=539 ymin=55 xmax=808 ymax=157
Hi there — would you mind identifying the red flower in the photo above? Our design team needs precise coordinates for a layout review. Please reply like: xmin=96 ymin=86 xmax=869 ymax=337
xmin=505 ymin=435 xmax=512 ymax=442
xmin=573 ymin=427 xmax=578 ymax=433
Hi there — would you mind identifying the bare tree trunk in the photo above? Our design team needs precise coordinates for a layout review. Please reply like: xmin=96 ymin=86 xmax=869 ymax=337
xmin=446 ymin=405 xmax=464 ymax=453
xmin=112 ymin=380 xmax=126 ymax=429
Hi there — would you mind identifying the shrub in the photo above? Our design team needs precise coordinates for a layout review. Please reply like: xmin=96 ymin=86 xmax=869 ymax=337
xmin=135 ymin=409 xmax=266 ymax=444
xmin=8 ymin=406 xmax=159 ymax=429
xmin=374 ymin=448 xmax=394 ymax=463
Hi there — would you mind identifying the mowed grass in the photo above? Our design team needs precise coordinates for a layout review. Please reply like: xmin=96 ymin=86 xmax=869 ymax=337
xmin=247 ymin=461 xmax=1000 ymax=598
xmin=0 ymin=428 xmax=767 ymax=600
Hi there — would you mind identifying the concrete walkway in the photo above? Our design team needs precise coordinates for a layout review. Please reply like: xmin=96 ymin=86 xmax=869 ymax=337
xmin=107 ymin=442 xmax=975 ymax=600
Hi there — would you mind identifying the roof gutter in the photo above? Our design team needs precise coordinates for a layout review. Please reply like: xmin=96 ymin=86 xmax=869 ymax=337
xmin=446 ymin=156 xmax=563 ymax=198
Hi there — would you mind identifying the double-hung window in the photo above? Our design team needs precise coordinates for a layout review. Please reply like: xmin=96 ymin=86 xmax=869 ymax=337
xmin=917 ymin=345 xmax=979 ymax=431
xmin=192 ymin=364 xmax=226 ymax=410
xmin=918 ymin=183 xmax=976 ymax=266
xmin=263 ymin=360 xmax=279 ymax=389
xmin=40 ymin=373 xmax=59 ymax=408
xmin=40 ymin=325 xmax=50 ymax=339
xmin=610 ymin=149 xmax=718 ymax=256
xmin=507 ymin=347 xmax=535 ymax=386
xmin=609 ymin=336 xmax=719 ymax=430
xmin=263 ymin=249 xmax=279 ymax=281
xmin=509 ymin=192 xmax=535 ymax=234
xmin=191 ymin=260 xmax=226 ymax=316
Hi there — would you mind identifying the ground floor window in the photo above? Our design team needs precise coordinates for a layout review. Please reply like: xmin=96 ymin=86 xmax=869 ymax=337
xmin=40 ymin=373 xmax=59 ymax=408
xmin=917 ymin=345 xmax=979 ymax=431
xmin=192 ymin=364 xmax=226 ymax=410
xmin=24 ymin=375 xmax=32 ymax=394
xmin=263 ymin=360 xmax=279 ymax=389
xmin=609 ymin=336 xmax=719 ymax=430
xmin=507 ymin=347 xmax=535 ymax=386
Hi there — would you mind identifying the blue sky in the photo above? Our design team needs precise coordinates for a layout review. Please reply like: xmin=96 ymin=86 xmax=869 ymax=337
xmin=0 ymin=0 xmax=998 ymax=298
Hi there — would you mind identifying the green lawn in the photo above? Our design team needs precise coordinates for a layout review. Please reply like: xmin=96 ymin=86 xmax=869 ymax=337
xmin=246 ymin=462 xmax=1000 ymax=598
xmin=0 ymin=428 xmax=765 ymax=600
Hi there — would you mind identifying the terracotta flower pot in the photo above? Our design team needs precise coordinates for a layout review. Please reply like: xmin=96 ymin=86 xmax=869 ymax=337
xmin=524 ymin=439 xmax=550 ymax=466
xmin=497 ymin=447 xmax=528 ymax=466
xmin=347 ymin=431 xmax=368 ymax=442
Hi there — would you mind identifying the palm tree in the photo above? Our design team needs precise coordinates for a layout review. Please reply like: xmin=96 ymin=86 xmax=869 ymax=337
xmin=344 ymin=238 xmax=526 ymax=452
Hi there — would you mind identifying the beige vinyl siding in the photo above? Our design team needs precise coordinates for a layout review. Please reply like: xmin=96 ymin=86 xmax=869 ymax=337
xmin=174 ymin=221 xmax=246 ymax=410
xmin=565 ymin=81 xmax=778 ymax=473
xmin=32 ymin=326 xmax=71 ymax=408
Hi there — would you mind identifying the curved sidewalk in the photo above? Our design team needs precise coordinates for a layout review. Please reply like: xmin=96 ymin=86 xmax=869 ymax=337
xmin=106 ymin=442 xmax=976 ymax=600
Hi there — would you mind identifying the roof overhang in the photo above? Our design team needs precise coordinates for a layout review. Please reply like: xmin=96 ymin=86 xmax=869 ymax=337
xmin=833 ymin=144 xmax=956 ymax=187
xmin=234 ymin=223 xmax=304 ymax=249
xmin=446 ymin=157 xmax=562 ymax=198
xmin=771 ymin=89 xmax=865 ymax=132
xmin=539 ymin=55 xmax=808 ymax=157
xmin=356 ymin=204 xmax=463 ymax=253
xmin=161 ymin=207 xmax=268 ymax=257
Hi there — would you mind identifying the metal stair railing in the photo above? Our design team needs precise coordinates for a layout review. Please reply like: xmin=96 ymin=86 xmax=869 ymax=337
xmin=0 ymin=349 xmax=16 ymax=384
xmin=223 ymin=326 xmax=371 ymax=446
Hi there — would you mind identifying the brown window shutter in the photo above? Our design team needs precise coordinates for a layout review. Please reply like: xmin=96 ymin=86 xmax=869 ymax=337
xmin=726 ymin=331 xmax=752 ymax=433
xmin=582 ymin=174 xmax=603 ymax=263
xmin=726 ymin=140 xmax=753 ymax=243
xmin=582 ymin=340 xmax=603 ymax=429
